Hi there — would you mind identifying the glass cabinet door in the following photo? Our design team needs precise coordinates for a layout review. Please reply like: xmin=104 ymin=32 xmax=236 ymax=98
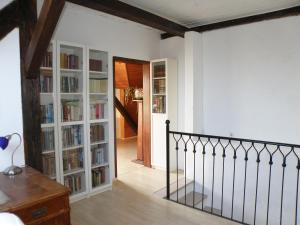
xmin=88 ymin=49 xmax=109 ymax=189
xmin=59 ymin=43 xmax=86 ymax=196
xmin=152 ymin=61 xmax=166 ymax=113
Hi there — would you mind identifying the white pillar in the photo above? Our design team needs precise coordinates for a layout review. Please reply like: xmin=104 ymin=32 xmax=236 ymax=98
xmin=184 ymin=31 xmax=203 ymax=134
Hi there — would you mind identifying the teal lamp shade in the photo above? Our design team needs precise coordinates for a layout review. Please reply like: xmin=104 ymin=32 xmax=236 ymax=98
xmin=0 ymin=136 xmax=9 ymax=150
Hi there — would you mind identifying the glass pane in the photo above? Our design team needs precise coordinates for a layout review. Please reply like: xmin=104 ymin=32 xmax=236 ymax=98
xmin=152 ymin=96 xmax=166 ymax=113
xmin=63 ymin=148 xmax=84 ymax=173
xmin=153 ymin=79 xmax=166 ymax=95
xmin=40 ymin=96 xmax=54 ymax=124
xmin=90 ymin=96 xmax=107 ymax=120
xmin=89 ymin=50 xmax=108 ymax=72
xmin=42 ymin=152 xmax=56 ymax=178
xmin=62 ymin=125 xmax=84 ymax=149
xmin=90 ymin=123 xmax=106 ymax=144
xmin=60 ymin=71 xmax=82 ymax=93
xmin=61 ymin=95 xmax=83 ymax=122
xmin=41 ymin=127 xmax=55 ymax=152
xmin=153 ymin=61 xmax=165 ymax=78
xmin=64 ymin=172 xmax=86 ymax=195
xmin=92 ymin=167 xmax=108 ymax=188
xmin=60 ymin=45 xmax=83 ymax=70
xmin=91 ymin=143 xmax=108 ymax=167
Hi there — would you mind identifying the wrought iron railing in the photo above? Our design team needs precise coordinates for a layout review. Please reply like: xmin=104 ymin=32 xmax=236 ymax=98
xmin=166 ymin=120 xmax=300 ymax=225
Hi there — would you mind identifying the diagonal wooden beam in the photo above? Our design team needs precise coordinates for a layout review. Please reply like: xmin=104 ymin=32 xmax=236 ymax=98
xmin=25 ymin=0 xmax=65 ymax=78
xmin=161 ymin=5 xmax=300 ymax=39
xmin=67 ymin=0 xmax=188 ymax=37
xmin=0 ymin=0 xmax=20 ymax=41
xmin=114 ymin=97 xmax=138 ymax=133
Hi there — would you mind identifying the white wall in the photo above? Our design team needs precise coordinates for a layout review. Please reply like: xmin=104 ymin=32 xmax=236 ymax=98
xmin=52 ymin=3 xmax=161 ymax=60
xmin=185 ymin=15 xmax=300 ymax=225
xmin=0 ymin=28 xmax=24 ymax=171
xmin=202 ymin=15 xmax=300 ymax=144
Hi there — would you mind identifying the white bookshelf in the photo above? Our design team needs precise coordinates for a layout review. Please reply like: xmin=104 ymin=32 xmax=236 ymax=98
xmin=150 ymin=59 xmax=178 ymax=170
xmin=39 ymin=41 xmax=112 ymax=202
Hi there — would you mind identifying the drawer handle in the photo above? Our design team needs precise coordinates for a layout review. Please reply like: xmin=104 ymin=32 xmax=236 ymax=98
xmin=32 ymin=207 xmax=48 ymax=219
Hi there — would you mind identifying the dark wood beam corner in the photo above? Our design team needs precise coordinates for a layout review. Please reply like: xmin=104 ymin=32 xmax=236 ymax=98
xmin=0 ymin=0 xmax=20 ymax=41
xmin=161 ymin=33 xmax=178 ymax=40
xmin=25 ymin=0 xmax=65 ymax=79
xmin=67 ymin=0 xmax=188 ymax=37
xmin=192 ymin=5 xmax=300 ymax=33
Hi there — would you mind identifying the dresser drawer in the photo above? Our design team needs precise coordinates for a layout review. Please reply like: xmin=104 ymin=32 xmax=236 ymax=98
xmin=12 ymin=194 xmax=69 ymax=225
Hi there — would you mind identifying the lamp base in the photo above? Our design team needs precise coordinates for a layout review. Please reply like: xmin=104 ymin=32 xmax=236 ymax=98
xmin=3 ymin=165 xmax=22 ymax=176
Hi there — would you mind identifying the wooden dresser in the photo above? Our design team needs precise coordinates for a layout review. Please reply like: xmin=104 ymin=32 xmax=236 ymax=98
xmin=0 ymin=167 xmax=70 ymax=225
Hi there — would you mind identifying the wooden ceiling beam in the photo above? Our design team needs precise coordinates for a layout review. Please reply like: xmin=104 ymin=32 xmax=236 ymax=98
xmin=0 ymin=0 xmax=20 ymax=41
xmin=67 ymin=0 xmax=188 ymax=37
xmin=161 ymin=5 xmax=300 ymax=39
xmin=24 ymin=0 xmax=65 ymax=78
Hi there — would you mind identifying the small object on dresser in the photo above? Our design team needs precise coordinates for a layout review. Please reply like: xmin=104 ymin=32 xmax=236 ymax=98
xmin=0 ymin=133 xmax=23 ymax=176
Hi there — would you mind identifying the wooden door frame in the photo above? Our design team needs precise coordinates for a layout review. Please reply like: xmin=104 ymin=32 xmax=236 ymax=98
xmin=113 ymin=56 xmax=151 ymax=178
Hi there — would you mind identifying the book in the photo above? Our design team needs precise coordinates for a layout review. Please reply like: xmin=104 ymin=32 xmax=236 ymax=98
xmin=62 ymin=125 xmax=82 ymax=148
xmin=90 ymin=102 xmax=105 ymax=120
xmin=91 ymin=145 xmax=106 ymax=165
xmin=63 ymin=148 xmax=83 ymax=172
xmin=40 ymin=75 xmax=53 ymax=93
xmin=41 ymin=128 xmax=55 ymax=151
xmin=61 ymin=76 xmax=79 ymax=93
xmin=90 ymin=124 xmax=105 ymax=143
xmin=41 ymin=104 xmax=54 ymax=124
xmin=89 ymin=79 xmax=107 ymax=93
xmin=92 ymin=167 xmax=106 ymax=187
xmin=154 ymin=64 xmax=165 ymax=77
xmin=64 ymin=174 xmax=83 ymax=194
xmin=89 ymin=59 xmax=102 ymax=71
xmin=60 ymin=53 xmax=80 ymax=69
xmin=153 ymin=79 xmax=165 ymax=94
xmin=42 ymin=152 xmax=56 ymax=177
xmin=152 ymin=96 xmax=166 ymax=113
xmin=61 ymin=100 xmax=82 ymax=122
xmin=41 ymin=51 xmax=53 ymax=68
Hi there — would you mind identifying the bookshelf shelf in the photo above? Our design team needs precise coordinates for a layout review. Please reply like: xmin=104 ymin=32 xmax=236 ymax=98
xmin=63 ymin=168 xmax=85 ymax=176
xmin=42 ymin=150 xmax=55 ymax=154
xmin=41 ymin=123 xmax=55 ymax=128
xmin=89 ymin=119 xmax=108 ymax=124
xmin=91 ymin=162 xmax=109 ymax=169
xmin=153 ymin=77 xmax=166 ymax=80
xmin=61 ymin=121 xmax=84 ymax=126
xmin=40 ymin=67 xmax=53 ymax=71
xmin=89 ymin=71 xmax=107 ymax=74
xmin=39 ymin=41 xmax=112 ymax=202
xmin=40 ymin=92 xmax=53 ymax=96
xmin=60 ymin=93 xmax=82 ymax=95
xmin=90 ymin=140 xmax=107 ymax=146
xmin=60 ymin=68 xmax=83 ymax=73
xmin=152 ymin=93 xmax=166 ymax=96
xmin=62 ymin=145 xmax=84 ymax=151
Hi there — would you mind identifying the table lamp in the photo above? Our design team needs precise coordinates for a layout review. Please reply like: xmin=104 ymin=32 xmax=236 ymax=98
xmin=0 ymin=133 xmax=22 ymax=176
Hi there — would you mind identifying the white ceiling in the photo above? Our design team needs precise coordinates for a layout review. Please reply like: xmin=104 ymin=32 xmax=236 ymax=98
xmin=120 ymin=0 xmax=300 ymax=27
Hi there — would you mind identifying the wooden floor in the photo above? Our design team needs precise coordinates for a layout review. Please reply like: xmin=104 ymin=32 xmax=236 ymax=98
xmin=71 ymin=139 xmax=238 ymax=225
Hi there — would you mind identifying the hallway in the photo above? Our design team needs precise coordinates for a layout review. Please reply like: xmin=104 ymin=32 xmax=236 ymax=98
xmin=116 ymin=138 xmax=143 ymax=176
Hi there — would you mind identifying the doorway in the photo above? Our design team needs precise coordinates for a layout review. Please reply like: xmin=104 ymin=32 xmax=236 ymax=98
xmin=113 ymin=57 xmax=151 ymax=177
